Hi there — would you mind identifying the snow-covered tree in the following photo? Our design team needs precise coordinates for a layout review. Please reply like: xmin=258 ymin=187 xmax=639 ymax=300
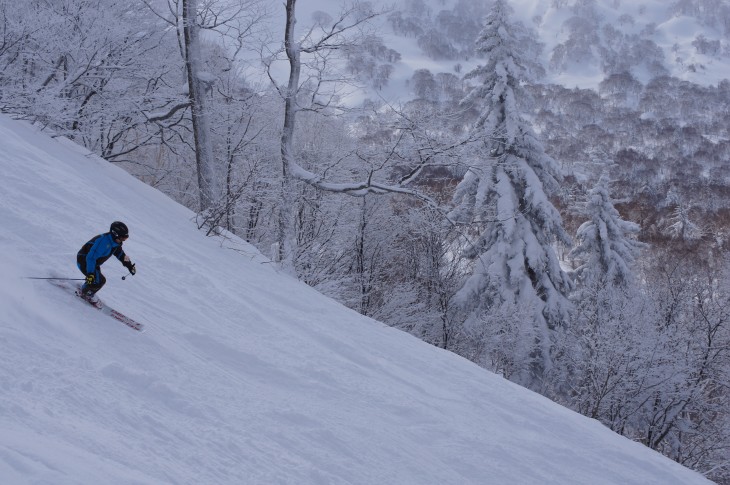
xmin=449 ymin=0 xmax=571 ymax=384
xmin=557 ymin=177 xmax=650 ymax=418
xmin=636 ymin=257 xmax=730 ymax=480
xmin=181 ymin=0 xmax=217 ymax=212
xmin=557 ymin=281 xmax=652 ymax=422
xmin=267 ymin=0 xmax=386 ymax=266
xmin=570 ymin=176 xmax=647 ymax=290
xmin=664 ymin=203 xmax=704 ymax=243
xmin=266 ymin=0 xmax=471 ymax=268
xmin=145 ymin=0 xmax=266 ymax=213
xmin=0 ymin=0 xmax=181 ymax=160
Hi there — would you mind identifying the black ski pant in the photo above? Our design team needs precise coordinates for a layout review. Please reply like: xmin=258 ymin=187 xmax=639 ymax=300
xmin=77 ymin=258 xmax=107 ymax=294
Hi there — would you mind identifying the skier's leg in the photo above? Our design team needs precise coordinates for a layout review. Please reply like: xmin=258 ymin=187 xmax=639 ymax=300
xmin=80 ymin=269 xmax=104 ymax=295
xmin=93 ymin=271 xmax=106 ymax=293
xmin=85 ymin=270 xmax=105 ymax=294
xmin=78 ymin=261 xmax=91 ymax=293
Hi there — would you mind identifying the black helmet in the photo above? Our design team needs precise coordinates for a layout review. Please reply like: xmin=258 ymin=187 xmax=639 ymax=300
xmin=110 ymin=221 xmax=129 ymax=239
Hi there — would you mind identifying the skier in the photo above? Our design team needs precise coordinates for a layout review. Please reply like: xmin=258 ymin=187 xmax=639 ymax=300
xmin=77 ymin=221 xmax=136 ymax=305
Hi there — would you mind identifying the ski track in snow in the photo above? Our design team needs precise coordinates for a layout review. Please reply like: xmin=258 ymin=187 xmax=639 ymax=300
xmin=0 ymin=114 xmax=713 ymax=484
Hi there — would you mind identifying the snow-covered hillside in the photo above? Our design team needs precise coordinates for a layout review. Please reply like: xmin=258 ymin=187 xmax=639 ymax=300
xmin=523 ymin=0 xmax=730 ymax=87
xmin=276 ymin=0 xmax=729 ymax=104
xmin=0 ymin=113 xmax=712 ymax=484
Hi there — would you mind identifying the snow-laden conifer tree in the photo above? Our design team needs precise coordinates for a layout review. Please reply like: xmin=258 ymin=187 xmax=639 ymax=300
xmin=570 ymin=176 xmax=647 ymax=291
xmin=561 ymin=176 xmax=649 ymax=416
xmin=663 ymin=203 xmax=704 ymax=244
xmin=449 ymin=0 xmax=571 ymax=383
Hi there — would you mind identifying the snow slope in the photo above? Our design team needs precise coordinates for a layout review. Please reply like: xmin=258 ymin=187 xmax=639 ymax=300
xmin=0 ymin=113 xmax=712 ymax=484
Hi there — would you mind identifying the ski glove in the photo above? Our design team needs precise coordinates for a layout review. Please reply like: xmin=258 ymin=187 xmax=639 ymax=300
xmin=124 ymin=261 xmax=136 ymax=275
xmin=85 ymin=274 xmax=95 ymax=285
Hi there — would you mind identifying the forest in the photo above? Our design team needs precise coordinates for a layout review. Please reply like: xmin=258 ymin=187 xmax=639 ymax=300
xmin=1 ymin=0 xmax=729 ymax=481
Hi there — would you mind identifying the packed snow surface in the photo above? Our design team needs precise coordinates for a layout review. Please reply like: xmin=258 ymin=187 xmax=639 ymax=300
xmin=0 ymin=114 xmax=712 ymax=484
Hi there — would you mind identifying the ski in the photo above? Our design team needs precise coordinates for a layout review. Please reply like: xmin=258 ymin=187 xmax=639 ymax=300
xmin=47 ymin=279 xmax=145 ymax=332
xmin=75 ymin=290 xmax=144 ymax=331
xmin=102 ymin=305 xmax=144 ymax=332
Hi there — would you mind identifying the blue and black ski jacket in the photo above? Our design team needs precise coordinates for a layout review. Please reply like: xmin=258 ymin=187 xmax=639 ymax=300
xmin=77 ymin=232 xmax=128 ymax=276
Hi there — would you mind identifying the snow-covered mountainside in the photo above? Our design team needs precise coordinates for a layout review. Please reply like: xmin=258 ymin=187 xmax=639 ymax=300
xmin=285 ymin=0 xmax=729 ymax=103
xmin=0 ymin=113 xmax=712 ymax=484
xmin=522 ymin=0 xmax=729 ymax=87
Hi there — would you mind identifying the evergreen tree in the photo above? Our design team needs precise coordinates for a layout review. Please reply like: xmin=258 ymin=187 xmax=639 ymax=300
xmin=570 ymin=176 xmax=647 ymax=291
xmin=449 ymin=0 xmax=571 ymax=384
xmin=664 ymin=203 xmax=704 ymax=244
xmin=562 ymin=176 xmax=649 ymax=418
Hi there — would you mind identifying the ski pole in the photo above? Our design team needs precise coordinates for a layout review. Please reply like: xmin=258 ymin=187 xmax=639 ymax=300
xmin=121 ymin=271 xmax=134 ymax=281
xmin=24 ymin=276 xmax=85 ymax=281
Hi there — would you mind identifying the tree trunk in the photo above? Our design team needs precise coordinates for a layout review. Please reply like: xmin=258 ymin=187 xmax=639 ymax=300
xmin=277 ymin=0 xmax=301 ymax=267
xmin=182 ymin=0 xmax=216 ymax=212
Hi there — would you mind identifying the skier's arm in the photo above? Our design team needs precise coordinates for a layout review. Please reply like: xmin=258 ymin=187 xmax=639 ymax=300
xmin=116 ymin=248 xmax=136 ymax=275
xmin=114 ymin=246 xmax=127 ymax=264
